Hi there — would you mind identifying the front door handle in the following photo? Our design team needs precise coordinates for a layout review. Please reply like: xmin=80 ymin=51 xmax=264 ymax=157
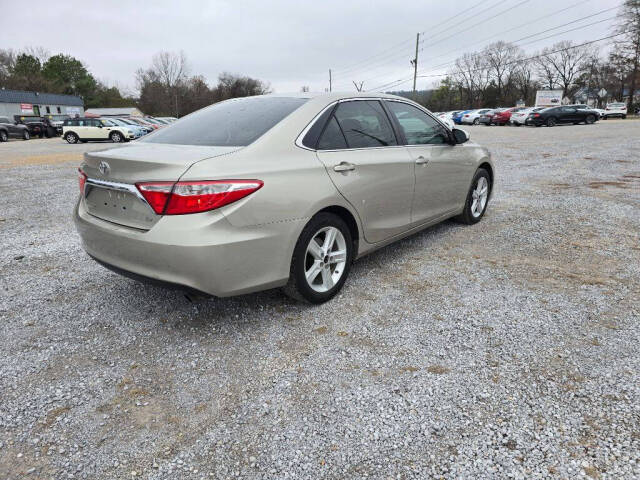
xmin=415 ymin=156 xmax=428 ymax=165
xmin=333 ymin=162 xmax=355 ymax=172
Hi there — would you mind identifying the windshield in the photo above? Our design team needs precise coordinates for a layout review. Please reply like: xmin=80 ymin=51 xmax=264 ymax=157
xmin=141 ymin=96 xmax=308 ymax=147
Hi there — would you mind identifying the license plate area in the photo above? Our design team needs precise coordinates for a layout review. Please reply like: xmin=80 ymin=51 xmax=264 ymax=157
xmin=84 ymin=182 xmax=158 ymax=230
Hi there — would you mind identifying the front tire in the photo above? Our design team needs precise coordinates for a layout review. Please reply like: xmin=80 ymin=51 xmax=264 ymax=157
xmin=110 ymin=131 xmax=123 ymax=143
xmin=456 ymin=168 xmax=491 ymax=225
xmin=473 ymin=118 xmax=479 ymax=125
xmin=585 ymin=115 xmax=596 ymax=125
xmin=65 ymin=132 xmax=78 ymax=144
xmin=283 ymin=213 xmax=353 ymax=303
xmin=0 ymin=130 xmax=7 ymax=142
xmin=23 ymin=130 xmax=30 ymax=140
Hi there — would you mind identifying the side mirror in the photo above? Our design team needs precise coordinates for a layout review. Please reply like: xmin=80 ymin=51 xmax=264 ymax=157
xmin=97 ymin=124 xmax=103 ymax=128
xmin=452 ymin=128 xmax=469 ymax=144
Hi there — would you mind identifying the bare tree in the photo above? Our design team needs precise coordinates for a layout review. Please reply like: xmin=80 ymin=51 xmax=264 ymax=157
xmin=513 ymin=53 xmax=537 ymax=105
xmin=22 ymin=46 xmax=50 ymax=65
xmin=483 ymin=41 xmax=522 ymax=102
xmin=534 ymin=47 xmax=559 ymax=90
xmin=452 ymin=52 xmax=489 ymax=107
xmin=543 ymin=41 xmax=594 ymax=98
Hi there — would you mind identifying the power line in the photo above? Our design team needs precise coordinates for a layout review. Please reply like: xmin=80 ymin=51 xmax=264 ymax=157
xmin=418 ymin=0 xmax=592 ymax=61
xmin=332 ymin=0 xmax=487 ymax=78
xmin=422 ymin=0 xmax=532 ymax=51
xmin=342 ymin=0 xmax=531 ymax=90
xmin=418 ymin=10 xmax=622 ymax=75
xmin=366 ymin=30 xmax=628 ymax=92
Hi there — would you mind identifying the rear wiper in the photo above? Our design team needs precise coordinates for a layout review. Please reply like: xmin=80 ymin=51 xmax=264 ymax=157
xmin=348 ymin=128 xmax=388 ymax=146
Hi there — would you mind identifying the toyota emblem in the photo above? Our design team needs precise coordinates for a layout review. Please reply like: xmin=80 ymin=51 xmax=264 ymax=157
xmin=98 ymin=161 xmax=110 ymax=175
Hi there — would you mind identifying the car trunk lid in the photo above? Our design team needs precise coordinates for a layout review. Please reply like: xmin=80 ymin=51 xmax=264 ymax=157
xmin=81 ymin=143 xmax=241 ymax=230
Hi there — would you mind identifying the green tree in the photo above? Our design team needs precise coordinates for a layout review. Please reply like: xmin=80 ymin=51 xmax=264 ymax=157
xmin=42 ymin=54 xmax=97 ymax=99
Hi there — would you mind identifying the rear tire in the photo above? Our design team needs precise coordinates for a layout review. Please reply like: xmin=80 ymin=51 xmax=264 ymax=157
xmin=456 ymin=168 xmax=491 ymax=225
xmin=622 ymin=114 xmax=627 ymax=119
xmin=546 ymin=117 xmax=557 ymax=127
xmin=23 ymin=130 xmax=30 ymax=140
xmin=283 ymin=213 xmax=354 ymax=304
xmin=65 ymin=132 xmax=78 ymax=144
xmin=0 ymin=130 xmax=7 ymax=142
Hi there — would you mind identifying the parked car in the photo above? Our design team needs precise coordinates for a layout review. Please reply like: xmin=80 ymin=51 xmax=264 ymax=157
xmin=63 ymin=117 xmax=137 ymax=143
xmin=129 ymin=117 xmax=160 ymax=130
xmin=157 ymin=117 xmax=178 ymax=123
xmin=478 ymin=109 xmax=498 ymax=125
xmin=115 ymin=117 xmax=154 ymax=134
xmin=146 ymin=116 xmax=170 ymax=125
xmin=15 ymin=116 xmax=46 ymax=138
xmin=492 ymin=107 xmax=525 ymax=126
xmin=75 ymin=93 xmax=494 ymax=303
xmin=106 ymin=118 xmax=146 ymax=138
xmin=525 ymin=106 xmax=599 ymax=127
xmin=461 ymin=109 xmax=492 ymax=125
xmin=602 ymin=102 xmax=627 ymax=119
xmin=452 ymin=110 xmax=472 ymax=125
xmin=510 ymin=107 xmax=544 ymax=126
xmin=0 ymin=116 xmax=30 ymax=141
xmin=43 ymin=114 xmax=69 ymax=135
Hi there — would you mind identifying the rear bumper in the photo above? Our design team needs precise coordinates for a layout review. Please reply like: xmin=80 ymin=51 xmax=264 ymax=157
xmin=74 ymin=198 xmax=305 ymax=297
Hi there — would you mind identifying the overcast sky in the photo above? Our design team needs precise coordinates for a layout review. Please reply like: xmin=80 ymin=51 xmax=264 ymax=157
xmin=3 ymin=0 xmax=622 ymax=94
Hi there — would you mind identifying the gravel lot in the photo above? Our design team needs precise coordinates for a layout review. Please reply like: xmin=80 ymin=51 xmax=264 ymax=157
xmin=1 ymin=122 xmax=639 ymax=479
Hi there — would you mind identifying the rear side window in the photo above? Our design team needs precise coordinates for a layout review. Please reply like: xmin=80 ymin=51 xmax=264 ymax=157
xmin=141 ymin=96 xmax=308 ymax=146
xmin=385 ymin=101 xmax=449 ymax=145
xmin=333 ymin=100 xmax=397 ymax=148
xmin=317 ymin=117 xmax=347 ymax=150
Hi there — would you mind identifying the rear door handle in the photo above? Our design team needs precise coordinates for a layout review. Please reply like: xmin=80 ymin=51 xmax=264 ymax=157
xmin=415 ymin=156 xmax=428 ymax=165
xmin=333 ymin=162 xmax=355 ymax=172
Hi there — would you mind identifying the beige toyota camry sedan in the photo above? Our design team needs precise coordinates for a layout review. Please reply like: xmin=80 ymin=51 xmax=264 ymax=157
xmin=75 ymin=93 xmax=494 ymax=303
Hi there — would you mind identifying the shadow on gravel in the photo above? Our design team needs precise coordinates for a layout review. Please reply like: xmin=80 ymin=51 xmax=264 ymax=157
xmin=92 ymin=218 xmax=465 ymax=328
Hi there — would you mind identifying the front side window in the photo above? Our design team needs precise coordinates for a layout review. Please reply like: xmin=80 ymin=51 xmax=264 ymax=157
xmin=333 ymin=100 xmax=397 ymax=148
xmin=141 ymin=96 xmax=308 ymax=146
xmin=386 ymin=101 xmax=449 ymax=145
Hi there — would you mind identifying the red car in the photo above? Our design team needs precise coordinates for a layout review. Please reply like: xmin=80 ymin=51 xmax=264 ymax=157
xmin=492 ymin=107 xmax=525 ymax=125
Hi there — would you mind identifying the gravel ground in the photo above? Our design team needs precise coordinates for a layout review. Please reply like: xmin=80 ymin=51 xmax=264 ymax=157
xmin=1 ymin=122 xmax=639 ymax=479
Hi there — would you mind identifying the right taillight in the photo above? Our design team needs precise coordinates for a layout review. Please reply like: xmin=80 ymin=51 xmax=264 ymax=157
xmin=136 ymin=180 xmax=263 ymax=215
xmin=78 ymin=169 xmax=87 ymax=194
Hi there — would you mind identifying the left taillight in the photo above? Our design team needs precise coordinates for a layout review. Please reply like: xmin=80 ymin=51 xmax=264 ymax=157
xmin=136 ymin=180 xmax=263 ymax=215
xmin=78 ymin=168 xmax=87 ymax=194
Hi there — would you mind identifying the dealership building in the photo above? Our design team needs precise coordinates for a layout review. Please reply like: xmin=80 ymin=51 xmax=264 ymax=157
xmin=0 ymin=88 xmax=84 ymax=118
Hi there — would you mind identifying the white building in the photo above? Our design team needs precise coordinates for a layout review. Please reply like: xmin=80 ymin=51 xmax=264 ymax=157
xmin=0 ymin=88 xmax=84 ymax=118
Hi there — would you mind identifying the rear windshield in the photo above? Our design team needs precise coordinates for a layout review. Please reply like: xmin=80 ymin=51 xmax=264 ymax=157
xmin=141 ymin=96 xmax=308 ymax=146
xmin=609 ymin=103 xmax=625 ymax=107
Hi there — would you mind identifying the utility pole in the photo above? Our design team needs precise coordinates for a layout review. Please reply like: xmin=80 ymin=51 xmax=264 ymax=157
xmin=411 ymin=32 xmax=420 ymax=100
xmin=329 ymin=69 xmax=332 ymax=92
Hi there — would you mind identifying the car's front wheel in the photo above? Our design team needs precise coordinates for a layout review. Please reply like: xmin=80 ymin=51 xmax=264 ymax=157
xmin=110 ymin=131 xmax=123 ymax=143
xmin=23 ymin=130 xmax=30 ymax=140
xmin=456 ymin=168 xmax=491 ymax=225
xmin=284 ymin=213 xmax=353 ymax=303
xmin=585 ymin=115 xmax=596 ymax=124
xmin=0 ymin=130 xmax=7 ymax=142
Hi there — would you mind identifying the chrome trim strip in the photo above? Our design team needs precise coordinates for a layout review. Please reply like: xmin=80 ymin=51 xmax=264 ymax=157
xmin=84 ymin=177 xmax=148 ymax=203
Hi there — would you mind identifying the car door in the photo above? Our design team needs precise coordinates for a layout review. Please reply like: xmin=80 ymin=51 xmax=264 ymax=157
xmin=560 ymin=107 xmax=578 ymax=123
xmin=315 ymin=99 xmax=414 ymax=244
xmin=384 ymin=100 xmax=473 ymax=226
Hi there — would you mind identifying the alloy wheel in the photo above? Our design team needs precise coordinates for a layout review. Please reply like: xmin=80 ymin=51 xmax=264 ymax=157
xmin=304 ymin=226 xmax=347 ymax=293
xmin=471 ymin=176 xmax=489 ymax=218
